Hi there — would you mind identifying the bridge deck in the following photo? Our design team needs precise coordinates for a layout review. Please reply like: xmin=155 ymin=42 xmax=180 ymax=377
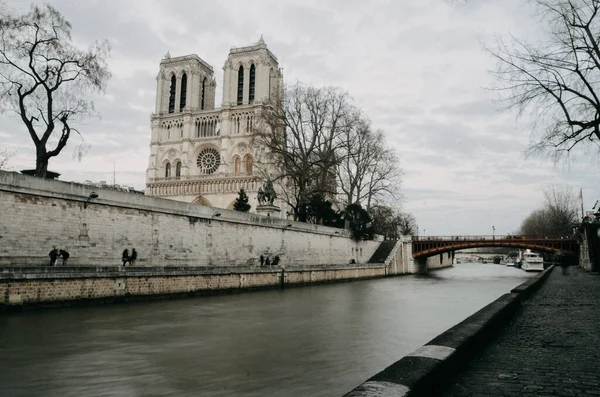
xmin=411 ymin=235 xmax=578 ymax=258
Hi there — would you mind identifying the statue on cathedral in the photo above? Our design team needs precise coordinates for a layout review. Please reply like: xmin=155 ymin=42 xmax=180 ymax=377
xmin=257 ymin=180 xmax=277 ymax=206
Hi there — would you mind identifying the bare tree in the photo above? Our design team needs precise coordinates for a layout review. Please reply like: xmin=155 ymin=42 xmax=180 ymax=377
xmin=254 ymin=83 xmax=354 ymax=221
xmin=336 ymin=115 xmax=402 ymax=210
xmin=519 ymin=186 xmax=579 ymax=235
xmin=0 ymin=147 xmax=16 ymax=170
xmin=397 ymin=211 xmax=418 ymax=236
xmin=370 ymin=205 xmax=418 ymax=239
xmin=0 ymin=4 xmax=111 ymax=177
xmin=488 ymin=0 xmax=600 ymax=162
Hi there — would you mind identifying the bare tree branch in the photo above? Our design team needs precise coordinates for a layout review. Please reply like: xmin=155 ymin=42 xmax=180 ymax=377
xmin=0 ymin=4 xmax=111 ymax=177
xmin=487 ymin=0 xmax=600 ymax=163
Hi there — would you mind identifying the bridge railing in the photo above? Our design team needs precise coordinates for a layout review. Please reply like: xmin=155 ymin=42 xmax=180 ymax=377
xmin=411 ymin=235 xmax=576 ymax=242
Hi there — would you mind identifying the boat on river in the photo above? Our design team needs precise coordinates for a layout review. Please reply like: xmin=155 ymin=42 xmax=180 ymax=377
xmin=521 ymin=251 xmax=544 ymax=272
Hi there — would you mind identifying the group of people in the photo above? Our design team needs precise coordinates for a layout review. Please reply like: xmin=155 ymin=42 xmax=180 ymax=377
xmin=122 ymin=248 xmax=138 ymax=266
xmin=259 ymin=254 xmax=280 ymax=267
xmin=49 ymin=247 xmax=138 ymax=266
xmin=48 ymin=247 xmax=70 ymax=266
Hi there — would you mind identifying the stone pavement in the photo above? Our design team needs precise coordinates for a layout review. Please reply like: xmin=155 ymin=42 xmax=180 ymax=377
xmin=439 ymin=266 xmax=600 ymax=397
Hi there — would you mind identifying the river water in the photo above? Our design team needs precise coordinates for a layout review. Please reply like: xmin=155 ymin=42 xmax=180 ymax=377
xmin=0 ymin=263 xmax=532 ymax=397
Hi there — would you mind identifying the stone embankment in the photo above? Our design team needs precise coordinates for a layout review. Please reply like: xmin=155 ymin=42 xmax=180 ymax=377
xmin=0 ymin=264 xmax=390 ymax=310
xmin=344 ymin=265 xmax=555 ymax=397
xmin=439 ymin=266 xmax=600 ymax=397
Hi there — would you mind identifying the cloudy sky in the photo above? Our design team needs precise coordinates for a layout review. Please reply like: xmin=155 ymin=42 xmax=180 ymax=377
xmin=2 ymin=0 xmax=599 ymax=235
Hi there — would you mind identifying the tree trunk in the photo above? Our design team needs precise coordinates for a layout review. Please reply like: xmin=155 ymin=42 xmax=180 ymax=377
xmin=35 ymin=150 xmax=49 ymax=178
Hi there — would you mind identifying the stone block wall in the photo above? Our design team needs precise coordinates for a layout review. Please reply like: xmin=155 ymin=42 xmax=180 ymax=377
xmin=0 ymin=266 xmax=388 ymax=308
xmin=0 ymin=171 xmax=379 ymax=267
xmin=386 ymin=237 xmax=454 ymax=275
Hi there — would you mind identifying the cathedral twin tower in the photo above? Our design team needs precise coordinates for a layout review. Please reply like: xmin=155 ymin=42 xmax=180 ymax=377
xmin=145 ymin=37 xmax=283 ymax=212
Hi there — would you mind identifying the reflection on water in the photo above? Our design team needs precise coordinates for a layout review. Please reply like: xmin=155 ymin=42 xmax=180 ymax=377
xmin=0 ymin=263 xmax=532 ymax=397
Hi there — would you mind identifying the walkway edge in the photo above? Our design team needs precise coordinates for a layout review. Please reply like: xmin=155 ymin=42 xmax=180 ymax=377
xmin=343 ymin=266 xmax=555 ymax=397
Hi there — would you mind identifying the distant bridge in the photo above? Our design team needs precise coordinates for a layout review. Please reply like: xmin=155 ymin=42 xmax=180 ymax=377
xmin=411 ymin=235 xmax=579 ymax=259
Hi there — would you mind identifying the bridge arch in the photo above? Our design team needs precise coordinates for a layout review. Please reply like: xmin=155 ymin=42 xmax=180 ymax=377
xmin=411 ymin=236 xmax=578 ymax=259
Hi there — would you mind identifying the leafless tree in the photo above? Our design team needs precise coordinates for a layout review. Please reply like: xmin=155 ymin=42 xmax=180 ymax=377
xmin=336 ymin=114 xmax=402 ymax=210
xmin=519 ymin=186 xmax=579 ymax=235
xmin=487 ymin=0 xmax=600 ymax=162
xmin=254 ymin=83 xmax=354 ymax=221
xmin=0 ymin=147 xmax=16 ymax=170
xmin=397 ymin=211 xmax=419 ymax=236
xmin=0 ymin=4 xmax=111 ymax=178
xmin=370 ymin=204 xmax=418 ymax=239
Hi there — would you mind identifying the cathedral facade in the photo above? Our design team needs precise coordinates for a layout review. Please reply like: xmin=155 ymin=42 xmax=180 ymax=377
xmin=145 ymin=37 xmax=283 ymax=212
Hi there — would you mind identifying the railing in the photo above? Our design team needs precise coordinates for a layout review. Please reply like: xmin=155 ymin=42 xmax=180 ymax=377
xmin=147 ymin=174 xmax=258 ymax=184
xmin=411 ymin=235 xmax=576 ymax=242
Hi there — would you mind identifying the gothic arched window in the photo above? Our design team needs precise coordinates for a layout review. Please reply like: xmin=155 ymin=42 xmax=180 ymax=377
xmin=237 ymin=66 xmax=244 ymax=105
xmin=201 ymin=77 xmax=206 ymax=110
xmin=244 ymin=155 xmax=253 ymax=175
xmin=249 ymin=64 xmax=256 ymax=103
xmin=175 ymin=161 xmax=181 ymax=178
xmin=180 ymin=73 xmax=187 ymax=111
xmin=165 ymin=162 xmax=171 ymax=178
xmin=168 ymin=75 xmax=176 ymax=113
xmin=234 ymin=156 xmax=241 ymax=174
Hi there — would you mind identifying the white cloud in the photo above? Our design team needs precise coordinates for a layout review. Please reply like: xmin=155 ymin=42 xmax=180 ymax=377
xmin=1 ymin=0 xmax=598 ymax=235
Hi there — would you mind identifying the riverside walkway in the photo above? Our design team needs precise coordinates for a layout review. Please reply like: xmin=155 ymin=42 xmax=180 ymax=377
xmin=440 ymin=266 xmax=600 ymax=397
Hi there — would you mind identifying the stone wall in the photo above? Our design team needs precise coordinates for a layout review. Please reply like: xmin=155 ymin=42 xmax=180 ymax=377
xmin=0 ymin=265 xmax=388 ymax=308
xmin=580 ymin=223 xmax=600 ymax=272
xmin=0 ymin=171 xmax=379 ymax=267
xmin=386 ymin=237 xmax=454 ymax=274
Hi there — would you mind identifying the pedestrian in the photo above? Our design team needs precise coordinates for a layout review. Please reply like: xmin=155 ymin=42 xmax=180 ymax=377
xmin=58 ymin=249 xmax=70 ymax=266
xmin=265 ymin=256 xmax=271 ymax=267
xmin=122 ymin=249 xmax=129 ymax=266
xmin=260 ymin=254 xmax=265 ymax=266
xmin=560 ymin=259 xmax=569 ymax=276
xmin=49 ymin=246 xmax=58 ymax=266
xmin=130 ymin=248 xmax=137 ymax=266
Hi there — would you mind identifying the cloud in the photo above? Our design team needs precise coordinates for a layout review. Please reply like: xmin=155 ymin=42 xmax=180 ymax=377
xmin=1 ymin=0 xmax=597 ymax=235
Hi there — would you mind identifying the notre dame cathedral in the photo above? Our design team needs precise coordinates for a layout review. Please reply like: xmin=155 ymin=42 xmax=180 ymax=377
xmin=145 ymin=37 xmax=284 ymax=213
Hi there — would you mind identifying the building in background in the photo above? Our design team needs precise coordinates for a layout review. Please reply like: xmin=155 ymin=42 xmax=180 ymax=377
xmin=145 ymin=37 xmax=284 ymax=212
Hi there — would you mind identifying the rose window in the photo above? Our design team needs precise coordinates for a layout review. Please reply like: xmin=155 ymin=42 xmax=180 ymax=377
xmin=197 ymin=148 xmax=220 ymax=174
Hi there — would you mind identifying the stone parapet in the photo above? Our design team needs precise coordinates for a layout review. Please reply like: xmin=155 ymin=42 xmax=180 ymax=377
xmin=343 ymin=266 xmax=555 ymax=397
xmin=0 ymin=264 xmax=388 ymax=310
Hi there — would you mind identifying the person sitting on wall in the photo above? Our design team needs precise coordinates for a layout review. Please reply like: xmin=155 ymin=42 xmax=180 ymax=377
xmin=59 ymin=249 xmax=70 ymax=266
xmin=122 ymin=249 xmax=129 ymax=266
xmin=272 ymin=255 xmax=280 ymax=267
xmin=130 ymin=249 xmax=137 ymax=266
xmin=49 ymin=246 xmax=58 ymax=266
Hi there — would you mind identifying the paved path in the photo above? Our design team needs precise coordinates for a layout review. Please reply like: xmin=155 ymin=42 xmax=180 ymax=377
xmin=440 ymin=266 xmax=600 ymax=397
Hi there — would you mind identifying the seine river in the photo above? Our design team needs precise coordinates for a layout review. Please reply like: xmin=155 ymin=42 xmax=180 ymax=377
xmin=0 ymin=262 xmax=532 ymax=397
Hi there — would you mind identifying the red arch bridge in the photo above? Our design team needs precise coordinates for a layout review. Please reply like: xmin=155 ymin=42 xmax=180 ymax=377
xmin=411 ymin=235 xmax=579 ymax=259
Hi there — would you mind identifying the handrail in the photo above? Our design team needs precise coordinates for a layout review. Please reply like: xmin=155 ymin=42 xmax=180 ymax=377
xmin=411 ymin=235 xmax=576 ymax=242
xmin=148 ymin=175 xmax=260 ymax=183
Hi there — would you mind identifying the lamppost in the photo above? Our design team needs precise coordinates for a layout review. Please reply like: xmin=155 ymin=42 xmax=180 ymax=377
xmin=209 ymin=211 xmax=221 ymax=224
xmin=84 ymin=192 xmax=99 ymax=209
xmin=492 ymin=225 xmax=495 ymax=240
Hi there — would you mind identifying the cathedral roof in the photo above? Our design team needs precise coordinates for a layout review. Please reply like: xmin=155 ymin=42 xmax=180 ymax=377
xmin=229 ymin=36 xmax=278 ymax=63
xmin=160 ymin=53 xmax=214 ymax=73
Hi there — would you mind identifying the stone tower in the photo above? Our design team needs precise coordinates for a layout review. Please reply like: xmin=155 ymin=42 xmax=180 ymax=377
xmin=145 ymin=38 xmax=284 ymax=212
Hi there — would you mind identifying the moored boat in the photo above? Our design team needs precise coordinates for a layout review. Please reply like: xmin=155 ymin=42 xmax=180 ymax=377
xmin=521 ymin=251 xmax=544 ymax=272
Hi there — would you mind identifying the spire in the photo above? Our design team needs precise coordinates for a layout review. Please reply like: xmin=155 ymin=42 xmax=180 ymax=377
xmin=257 ymin=35 xmax=266 ymax=47
xmin=164 ymin=50 xmax=171 ymax=59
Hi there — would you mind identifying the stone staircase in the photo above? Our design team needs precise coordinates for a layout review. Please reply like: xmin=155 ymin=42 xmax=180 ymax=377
xmin=367 ymin=240 xmax=397 ymax=263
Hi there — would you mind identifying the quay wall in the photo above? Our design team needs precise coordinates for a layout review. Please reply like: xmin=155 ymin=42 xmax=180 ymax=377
xmin=0 ymin=265 xmax=388 ymax=309
xmin=0 ymin=171 xmax=379 ymax=268
xmin=344 ymin=265 xmax=555 ymax=397
xmin=580 ymin=223 xmax=600 ymax=272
